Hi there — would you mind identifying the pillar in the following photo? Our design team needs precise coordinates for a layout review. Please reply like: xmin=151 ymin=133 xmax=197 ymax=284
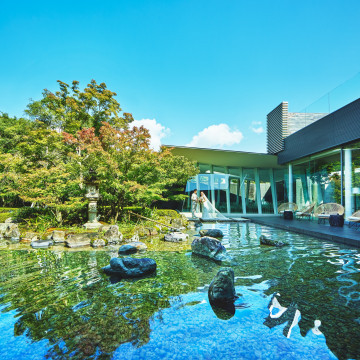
xmin=225 ymin=167 xmax=231 ymax=214
xmin=288 ymin=163 xmax=293 ymax=204
xmin=255 ymin=168 xmax=262 ymax=214
xmin=269 ymin=169 xmax=278 ymax=214
xmin=240 ymin=168 xmax=246 ymax=214
xmin=344 ymin=149 xmax=352 ymax=218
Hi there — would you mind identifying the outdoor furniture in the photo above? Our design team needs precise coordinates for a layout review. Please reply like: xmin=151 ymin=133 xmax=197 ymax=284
xmin=348 ymin=210 xmax=360 ymax=228
xmin=295 ymin=203 xmax=315 ymax=221
xmin=278 ymin=203 xmax=298 ymax=217
xmin=329 ymin=214 xmax=344 ymax=227
xmin=314 ymin=203 xmax=345 ymax=224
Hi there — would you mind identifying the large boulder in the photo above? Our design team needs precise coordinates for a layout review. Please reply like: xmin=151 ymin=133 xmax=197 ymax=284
xmin=125 ymin=241 xmax=147 ymax=251
xmin=1 ymin=223 xmax=20 ymax=241
xmin=164 ymin=232 xmax=189 ymax=242
xmin=103 ymin=225 xmax=123 ymax=245
xmin=259 ymin=235 xmax=288 ymax=247
xmin=208 ymin=267 xmax=237 ymax=304
xmin=102 ymin=257 xmax=156 ymax=278
xmin=118 ymin=244 xmax=138 ymax=255
xmin=191 ymin=236 xmax=229 ymax=262
xmin=91 ymin=239 xmax=106 ymax=248
xmin=51 ymin=230 xmax=66 ymax=244
xmin=65 ymin=232 xmax=98 ymax=248
xmin=31 ymin=239 xmax=54 ymax=249
xmin=21 ymin=232 xmax=39 ymax=243
xmin=199 ymin=229 xmax=224 ymax=238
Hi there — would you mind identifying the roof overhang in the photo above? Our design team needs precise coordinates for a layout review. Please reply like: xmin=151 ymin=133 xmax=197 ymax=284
xmin=165 ymin=145 xmax=284 ymax=169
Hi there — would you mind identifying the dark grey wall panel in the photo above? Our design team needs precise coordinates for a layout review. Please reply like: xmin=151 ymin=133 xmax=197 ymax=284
xmin=278 ymin=98 xmax=360 ymax=164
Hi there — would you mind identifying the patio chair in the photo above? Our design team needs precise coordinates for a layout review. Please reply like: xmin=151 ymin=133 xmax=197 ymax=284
xmin=295 ymin=203 xmax=315 ymax=220
xmin=348 ymin=210 xmax=360 ymax=229
xmin=314 ymin=203 xmax=344 ymax=224
xmin=278 ymin=202 xmax=298 ymax=216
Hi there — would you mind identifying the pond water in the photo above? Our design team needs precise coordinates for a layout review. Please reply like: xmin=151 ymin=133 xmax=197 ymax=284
xmin=0 ymin=223 xmax=359 ymax=360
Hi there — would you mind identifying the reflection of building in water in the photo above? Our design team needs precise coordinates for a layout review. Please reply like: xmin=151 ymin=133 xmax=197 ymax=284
xmin=264 ymin=293 xmax=322 ymax=339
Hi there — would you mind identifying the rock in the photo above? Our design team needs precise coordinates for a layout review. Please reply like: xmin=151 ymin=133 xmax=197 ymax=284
xmin=3 ymin=223 xmax=20 ymax=241
xmin=136 ymin=227 xmax=150 ymax=238
xmin=91 ymin=239 xmax=106 ymax=247
xmin=164 ymin=232 xmax=189 ymax=242
xmin=4 ymin=218 xmax=13 ymax=223
xmin=259 ymin=235 xmax=288 ymax=247
xmin=51 ymin=230 xmax=66 ymax=244
xmin=21 ymin=232 xmax=40 ymax=243
xmin=125 ymin=234 xmax=139 ymax=243
xmin=118 ymin=244 xmax=138 ymax=255
xmin=31 ymin=239 xmax=54 ymax=249
xmin=65 ymin=232 xmax=98 ymax=248
xmin=99 ymin=225 xmax=112 ymax=232
xmin=191 ymin=236 xmax=229 ymax=262
xmin=147 ymin=227 xmax=158 ymax=236
xmin=199 ymin=229 xmax=224 ymax=238
xmin=126 ymin=241 xmax=147 ymax=251
xmin=103 ymin=225 xmax=123 ymax=245
xmin=102 ymin=257 xmax=156 ymax=278
xmin=208 ymin=267 xmax=237 ymax=304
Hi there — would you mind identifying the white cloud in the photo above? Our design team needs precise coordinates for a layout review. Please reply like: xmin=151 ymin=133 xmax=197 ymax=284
xmin=251 ymin=126 xmax=264 ymax=134
xmin=252 ymin=121 xmax=262 ymax=125
xmin=186 ymin=124 xmax=243 ymax=148
xmin=132 ymin=118 xmax=170 ymax=151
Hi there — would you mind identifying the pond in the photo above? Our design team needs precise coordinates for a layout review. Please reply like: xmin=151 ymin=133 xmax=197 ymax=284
xmin=0 ymin=223 xmax=359 ymax=360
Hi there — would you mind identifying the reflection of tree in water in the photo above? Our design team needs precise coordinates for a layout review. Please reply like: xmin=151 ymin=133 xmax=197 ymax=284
xmin=0 ymin=250 xmax=201 ymax=359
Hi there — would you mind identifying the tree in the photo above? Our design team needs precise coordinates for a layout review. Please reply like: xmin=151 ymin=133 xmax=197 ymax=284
xmin=25 ymin=80 xmax=134 ymax=135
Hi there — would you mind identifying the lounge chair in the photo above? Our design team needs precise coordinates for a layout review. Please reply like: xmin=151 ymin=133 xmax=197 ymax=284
xmin=295 ymin=203 xmax=315 ymax=220
xmin=278 ymin=202 xmax=298 ymax=217
xmin=348 ymin=210 xmax=360 ymax=228
xmin=314 ymin=203 xmax=344 ymax=224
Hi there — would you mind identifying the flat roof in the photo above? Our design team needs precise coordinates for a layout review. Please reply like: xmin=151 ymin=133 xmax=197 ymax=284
xmin=278 ymin=97 xmax=360 ymax=164
xmin=166 ymin=145 xmax=284 ymax=169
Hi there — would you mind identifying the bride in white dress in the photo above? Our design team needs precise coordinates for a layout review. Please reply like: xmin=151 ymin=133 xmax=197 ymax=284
xmin=199 ymin=192 xmax=228 ymax=220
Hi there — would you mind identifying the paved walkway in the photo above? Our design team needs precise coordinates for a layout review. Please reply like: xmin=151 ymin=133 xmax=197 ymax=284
xmin=244 ymin=215 xmax=360 ymax=248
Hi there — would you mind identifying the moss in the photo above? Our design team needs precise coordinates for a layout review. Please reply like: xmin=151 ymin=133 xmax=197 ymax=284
xmin=154 ymin=209 xmax=180 ymax=219
xmin=0 ymin=213 xmax=11 ymax=222
xmin=0 ymin=207 xmax=17 ymax=213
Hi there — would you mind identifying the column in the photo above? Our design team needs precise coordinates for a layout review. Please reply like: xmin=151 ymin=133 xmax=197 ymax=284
xmin=225 ymin=167 xmax=231 ymax=214
xmin=210 ymin=165 xmax=215 ymax=206
xmin=255 ymin=168 xmax=262 ymax=214
xmin=288 ymin=163 xmax=293 ymax=204
xmin=344 ymin=149 xmax=352 ymax=218
xmin=269 ymin=169 xmax=278 ymax=214
xmin=196 ymin=175 xmax=200 ymax=213
xmin=240 ymin=168 xmax=246 ymax=214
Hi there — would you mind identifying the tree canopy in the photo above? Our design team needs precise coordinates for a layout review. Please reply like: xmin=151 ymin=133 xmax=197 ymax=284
xmin=0 ymin=80 xmax=198 ymax=223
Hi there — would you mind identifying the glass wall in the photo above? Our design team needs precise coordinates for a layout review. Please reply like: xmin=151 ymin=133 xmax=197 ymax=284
xmin=183 ymin=164 xmax=284 ymax=215
xmin=292 ymin=150 xmax=341 ymax=210
xmin=259 ymin=169 xmax=274 ymax=214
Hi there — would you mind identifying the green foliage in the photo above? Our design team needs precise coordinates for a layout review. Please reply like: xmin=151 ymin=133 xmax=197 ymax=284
xmin=25 ymin=80 xmax=133 ymax=135
xmin=0 ymin=80 xmax=198 ymax=227
xmin=0 ymin=213 xmax=10 ymax=222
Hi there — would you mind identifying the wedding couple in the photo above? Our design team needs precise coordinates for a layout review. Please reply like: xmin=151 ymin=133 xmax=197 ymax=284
xmin=191 ymin=189 xmax=216 ymax=219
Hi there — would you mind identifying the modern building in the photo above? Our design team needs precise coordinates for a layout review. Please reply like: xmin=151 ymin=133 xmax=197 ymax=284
xmin=267 ymin=102 xmax=327 ymax=154
xmin=168 ymin=97 xmax=360 ymax=217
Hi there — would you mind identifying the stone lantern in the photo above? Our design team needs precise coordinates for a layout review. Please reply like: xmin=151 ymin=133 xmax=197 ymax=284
xmin=83 ymin=180 xmax=102 ymax=230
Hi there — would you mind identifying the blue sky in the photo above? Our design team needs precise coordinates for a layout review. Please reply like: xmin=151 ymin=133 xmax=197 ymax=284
xmin=1 ymin=0 xmax=360 ymax=152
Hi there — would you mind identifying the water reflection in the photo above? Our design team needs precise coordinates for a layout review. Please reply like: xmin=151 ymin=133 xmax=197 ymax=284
xmin=0 ymin=223 xmax=359 ymax=359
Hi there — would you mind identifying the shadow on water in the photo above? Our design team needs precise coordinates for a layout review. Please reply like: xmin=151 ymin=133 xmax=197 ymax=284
xmin=0 ymin=223 xmax=359 ymax=359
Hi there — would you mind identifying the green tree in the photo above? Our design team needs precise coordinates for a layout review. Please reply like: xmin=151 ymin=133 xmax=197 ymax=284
xmin=25 ymin=80 xmax=133 ymax=134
